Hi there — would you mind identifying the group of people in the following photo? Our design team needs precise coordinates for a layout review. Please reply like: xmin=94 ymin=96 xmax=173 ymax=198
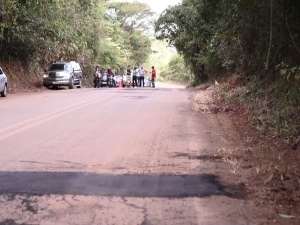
xmin=93 ymin=66 xmax=116 ymax=87
xmin=93 ymin=65 xmax=157 ymax=88
xmin=94 ymin=66 xmax=114 ymax=78
xmin=126 ymin=65 xmax=156 ymax=88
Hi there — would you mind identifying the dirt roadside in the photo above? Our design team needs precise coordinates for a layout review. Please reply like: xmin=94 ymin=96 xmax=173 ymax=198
xmin=192 ymin=84 xmax=300 ymax=224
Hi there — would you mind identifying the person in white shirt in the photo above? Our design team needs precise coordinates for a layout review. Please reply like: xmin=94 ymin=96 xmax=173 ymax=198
xmin=136 ymin=66 xmax=140 ymax=86
xmin=138 ymin=66 xmax=147 ymax=87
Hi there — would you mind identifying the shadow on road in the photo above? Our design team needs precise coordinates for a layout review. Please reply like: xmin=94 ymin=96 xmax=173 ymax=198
xmin=0 ymin=219 xmax=32 ymax=225
xmin=0 ymin=172 xmax=246 ymax=199
xmin=173 ymin=152 xmax=223 ymax=161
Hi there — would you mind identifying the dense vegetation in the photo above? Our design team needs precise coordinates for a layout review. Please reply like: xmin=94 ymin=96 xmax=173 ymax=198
xmin=0 ymin=0 xmax=154 ymax=81
xmin=155 ymin=0 xmax=300 ymax=82
xmin=155 ymin=0 xmax=300 ymax=139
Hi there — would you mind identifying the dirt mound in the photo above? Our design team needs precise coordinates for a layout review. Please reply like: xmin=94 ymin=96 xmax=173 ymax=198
xmin=1 ymin=60 xmax=45 ymax=93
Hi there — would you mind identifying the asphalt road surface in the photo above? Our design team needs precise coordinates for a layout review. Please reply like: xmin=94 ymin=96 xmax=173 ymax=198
xmin=0 ymin=83 xmax=260 ymax=225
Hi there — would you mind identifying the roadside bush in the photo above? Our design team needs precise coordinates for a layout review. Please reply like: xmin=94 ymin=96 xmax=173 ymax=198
xmin=222 ymin=74 xmax=300 ymax=140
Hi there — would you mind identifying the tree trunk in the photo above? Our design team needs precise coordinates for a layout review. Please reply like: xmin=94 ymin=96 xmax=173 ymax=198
xmin=265 ymin=0 xmax=273 ymax=71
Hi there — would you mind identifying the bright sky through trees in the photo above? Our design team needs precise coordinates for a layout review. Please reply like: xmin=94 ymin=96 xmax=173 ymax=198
xmin=113 ymin=0 xmax=182 ymax=14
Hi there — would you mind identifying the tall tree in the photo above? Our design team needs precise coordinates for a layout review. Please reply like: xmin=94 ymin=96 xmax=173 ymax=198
xmin=0 ymin=0 xmax=107 ymax=65
xmin=106 ymin=1 xmax=154 ymax=66
xmin=155 ymin=0 xmax=300 ymax=82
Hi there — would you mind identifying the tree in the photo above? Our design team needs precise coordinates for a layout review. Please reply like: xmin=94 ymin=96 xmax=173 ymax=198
xmin=106 ymin=1 xmax=154 ymax=67
xmin=107 ymin=1 xmax=154 ymax=34
xmin=155 ymin=0 xmax=300 ymax=83
xmin=0 ymin=0 xmax=107 ymax=65
xmin=155 ymin=0 xmax=221 ymax=82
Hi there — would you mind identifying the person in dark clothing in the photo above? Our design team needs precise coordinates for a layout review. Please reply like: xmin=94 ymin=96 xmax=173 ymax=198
xmin=93 ymin=66 xmax=101 ymax=88
xmin=126 ymin=65 xmax=131 ymax=87
xmin=132 ymin=67 xmax=138 ymax=87
xmin=107 ymin=67 xmax=115 ymax=87
xmin=107 ymin=67 xmax=113 ymax=76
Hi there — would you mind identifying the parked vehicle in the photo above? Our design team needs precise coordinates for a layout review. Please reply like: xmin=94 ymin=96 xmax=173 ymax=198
xmin=107 ymin=74 xmax=115 ymax=87
xmin=0 ymin=67 xmax=8 ymax=97
xmin=114 ymin=75 xmax=124 ymax=87
xmin=122 ymin=72 xmax=132 ymax=87
xmin=144 ymin=76 xmax=151 ymax=87
xmin=43 ymin=61 xmax=83 ymax=89
xmin=100 ymin=72 xmax=108 ymax=87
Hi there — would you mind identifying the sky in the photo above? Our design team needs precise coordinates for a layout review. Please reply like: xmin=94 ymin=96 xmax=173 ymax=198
xmin=114 ymin=0 xmax=182 ymax=14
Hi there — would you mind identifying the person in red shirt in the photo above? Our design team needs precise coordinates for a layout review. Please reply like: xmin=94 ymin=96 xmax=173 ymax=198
xmin=151 ymin=66 xmax=156 ymax=88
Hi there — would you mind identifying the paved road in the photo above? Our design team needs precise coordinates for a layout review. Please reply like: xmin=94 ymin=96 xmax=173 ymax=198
xmin=0 ymin=83 xmax=257 ymax=225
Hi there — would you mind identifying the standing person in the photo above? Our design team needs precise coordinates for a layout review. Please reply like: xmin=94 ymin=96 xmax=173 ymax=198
xmin=107 ymin=67 xmax=114 ymax=76
xmin=151 ymin=66 xmax=156 ymax=88
xmin=93 ymin=66 xmax=101 ymax=88
xmin=107 ymin=67 xmax=116 ymax=87
xmin=136 ymin=66 xmax=140 ymax=86
xmin=132 ymin=67 xmax=138 ymax=87
xmin=138 ymin=66 xmax=146 ymax=87
xmin=126 ymin=65 xmax=131 ymax=87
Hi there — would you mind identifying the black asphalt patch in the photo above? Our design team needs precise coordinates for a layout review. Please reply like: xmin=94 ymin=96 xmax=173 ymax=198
xmin=0 ymin=172 xmax=245 ymax=198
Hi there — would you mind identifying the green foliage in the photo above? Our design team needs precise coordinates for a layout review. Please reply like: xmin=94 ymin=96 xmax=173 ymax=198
xmin=160 ymin=55 xmax=192 ymax=84
xmin=107 ymin=1 xmax=154 ymax=33
xmin=155 ymin=0 xmax=300 ymax=137
xmin=0 ymin=0 xmax=155 ymax=84
xmin=0 ymin=0 xmax=106 ymax=65
xmin=146 ymin=39 xmax=176 ymax=68
xmin=143 ymin=38 xmax=191 ymax=83
xmin=0 ymin=0 xmax=18 ymax=41
xmin=155 ymin=0 xmax=221 ymax=82
xmin=106 ymin=1 xmax=154 ymax=68
xmin=155 ymin=0 xmax=300 ymax=83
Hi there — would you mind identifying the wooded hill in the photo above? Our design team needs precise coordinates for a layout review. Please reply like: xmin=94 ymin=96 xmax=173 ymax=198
xmin=0 ymin=0 xmax=154 ymax=88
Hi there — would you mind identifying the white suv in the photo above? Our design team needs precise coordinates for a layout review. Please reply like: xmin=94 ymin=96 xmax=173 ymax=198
xmin=43 ymin=61 xmax=83 ymax=89
xmin=0 ymin=67 xmax=8 ymax=97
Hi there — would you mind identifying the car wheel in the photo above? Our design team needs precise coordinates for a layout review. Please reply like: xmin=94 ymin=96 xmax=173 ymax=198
xmin=69 ymin=78 xmax=74 ymax=89
xmin=0 ymin=84 xmax=7 ymax=97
